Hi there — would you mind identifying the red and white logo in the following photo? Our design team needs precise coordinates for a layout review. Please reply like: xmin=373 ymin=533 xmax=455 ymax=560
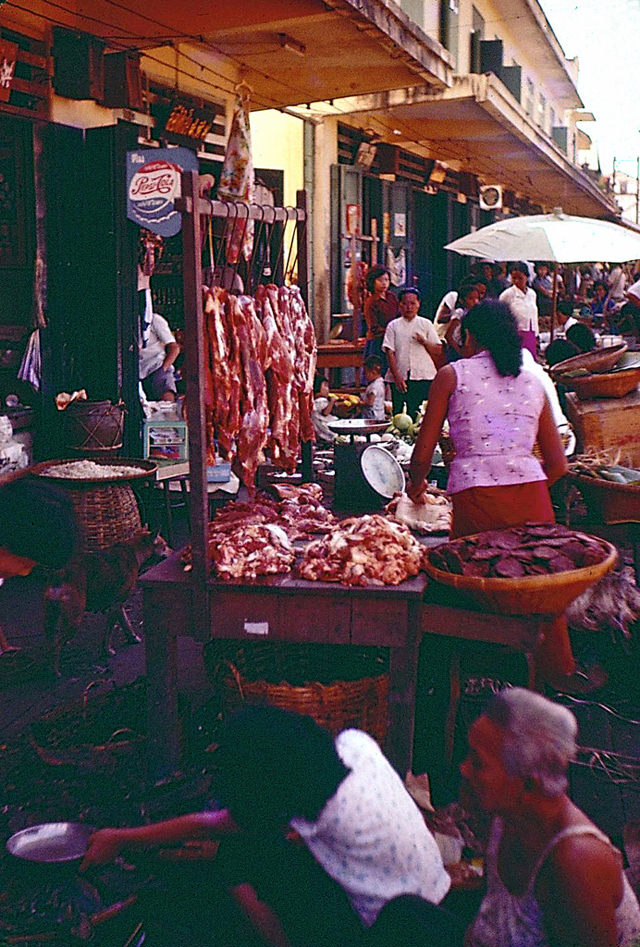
xmin=128 ymin=160 xmax=182 ymax=223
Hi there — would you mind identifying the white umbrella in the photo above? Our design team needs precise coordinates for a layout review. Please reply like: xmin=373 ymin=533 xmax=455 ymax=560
xmin=444 ymin=208 xmax=640 ymax=264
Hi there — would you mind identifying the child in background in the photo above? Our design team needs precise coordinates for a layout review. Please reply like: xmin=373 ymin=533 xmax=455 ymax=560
xmin=361 ymin=355 xmax=386 ymax=421
xmin=312 ymin=374 xmax=338 ymax=444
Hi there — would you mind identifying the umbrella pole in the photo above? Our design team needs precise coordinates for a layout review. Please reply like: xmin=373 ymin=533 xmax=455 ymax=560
xmin=550 ymin=265 xmax=559 ymax=342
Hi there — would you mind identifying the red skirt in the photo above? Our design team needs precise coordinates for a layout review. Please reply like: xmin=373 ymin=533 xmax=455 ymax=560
xmin=450 ymin=481 xmax=554 ymax=539
xmin=449 ymin=481 xmax=574 ymax=677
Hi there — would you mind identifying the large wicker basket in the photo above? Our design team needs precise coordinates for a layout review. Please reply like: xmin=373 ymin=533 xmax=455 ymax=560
xmin=424 ymin=532 xmax=618 ymax=616
xmin=31 ymin=678 xmax=188 ymax=773
xmin=29 ymin=459 xmax=156 ymax=551
xmin=31 ymin=679 xmax=148 ymax=773
xmin=550 ymin=343 xmax=627 ymax=379
xmin=204 ymin=641 xmax=389 ymax=745
xmin=572 ymin=474 xmax=640 ymax=525
xmin=561 ymin=367 xmax=640 ymax=401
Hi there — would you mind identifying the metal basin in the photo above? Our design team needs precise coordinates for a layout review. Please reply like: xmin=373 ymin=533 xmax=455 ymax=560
xmin=6 ymin=822 xmax=95 ymax=864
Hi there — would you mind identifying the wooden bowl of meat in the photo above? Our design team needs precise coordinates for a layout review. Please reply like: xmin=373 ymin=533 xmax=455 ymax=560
xmin=424 ymin=525 xmax=617 ymax=616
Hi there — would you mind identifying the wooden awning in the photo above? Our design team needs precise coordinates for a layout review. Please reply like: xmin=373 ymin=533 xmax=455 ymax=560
xmin=335 ymin=73 xmax=618 ymax=218
xmin=9 ymin=0 xmax=453 ymax=109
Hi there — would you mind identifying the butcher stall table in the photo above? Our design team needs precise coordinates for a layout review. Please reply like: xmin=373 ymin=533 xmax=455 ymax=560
xmin=141 ymin=552 xmax=426 ymax=781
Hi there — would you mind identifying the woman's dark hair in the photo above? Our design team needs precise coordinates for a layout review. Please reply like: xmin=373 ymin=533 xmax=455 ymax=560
xmin=365 ymin=265 xmax=391 ymax=293
xmin=510 ymin=261 xmax=530 ymax=278
xmin=398 ymin=287 xmax=421 ymax=302
xmin=213 ymin=705 xmax=350 ymax=828
xmin=313 ymin=373 xmax=328 ymax=396
xmin=545 ymin=338 xmax=579 ymax=368
xmin=557 ymin=299 xmax=574 ymax=316
xmin=364 ymin=355 xmax=383 ymax=372
xmin=456 ymin=279 xmax=480 ymax=308
xmin=461 ymin=300 xmax=522 ymax=377
xmin=566 ymin=322 xmax=597 ymax=353
xmin=593 ymin=280 xmax=608 ymax=295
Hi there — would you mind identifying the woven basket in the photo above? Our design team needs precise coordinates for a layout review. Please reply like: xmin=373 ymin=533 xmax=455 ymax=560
xmin=69 ymin=484 xmax=141 ymax=551
xmin=550 ymin=343 xmax=627 ymax=379
xmin=562 ymin=367 xmax=640 ymax=401
xmin=30 ymin=679 xmax=148 ymax=772
xmin=424 ymin=532 xmax=618 ymax=616
xmin=572 ymin=474 xmax=640 ymax=525
xmin=204 ymin=641 xmax=389 ymax=745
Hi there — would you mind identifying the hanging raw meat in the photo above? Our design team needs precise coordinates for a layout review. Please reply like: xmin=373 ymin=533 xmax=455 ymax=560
xmin=202 ymin=287 xmax=242 ymax=462
xmin=201 ymin=281 xmax=316 ymax=488
xmin=232 ymin=294 xmax=270 ymax=491
xmin=255 ymin=285 xmax=298 ymax=472
xmin=289 ymin=285 xmax=317 ymax=443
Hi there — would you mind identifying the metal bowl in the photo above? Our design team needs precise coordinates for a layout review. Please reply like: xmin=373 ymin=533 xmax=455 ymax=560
xmin=6 ymin=822 xmax=95 ymax=863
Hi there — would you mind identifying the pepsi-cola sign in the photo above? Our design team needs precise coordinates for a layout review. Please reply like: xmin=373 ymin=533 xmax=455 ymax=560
xmin=126 ymin=147 xmax=198 ymax=236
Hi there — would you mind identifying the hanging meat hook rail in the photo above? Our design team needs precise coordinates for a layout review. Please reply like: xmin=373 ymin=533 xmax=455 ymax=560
xmin=176 ymin=194 xmax=307 ymax=225
xmin=178 ymin=172 xmax=310 ymax=596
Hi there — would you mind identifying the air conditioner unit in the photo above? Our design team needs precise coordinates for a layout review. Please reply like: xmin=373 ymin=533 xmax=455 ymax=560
xmin=479 ymin=184 xmax=503 ymax=211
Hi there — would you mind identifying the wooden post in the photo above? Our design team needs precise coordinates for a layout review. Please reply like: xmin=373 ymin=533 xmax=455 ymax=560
xmin=296 ymin=189 xmax=309 ymax=307
xmin=181 ymin=171 xmax=209 ymax=634
xmin=550 ymin=264 xmax=559 ymax=342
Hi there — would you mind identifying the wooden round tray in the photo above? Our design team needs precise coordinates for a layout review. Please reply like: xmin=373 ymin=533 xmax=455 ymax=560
xmin=564 ymin=366 xmax=640 ymax=400
xmin=551 ymin=342 xmax=627 ymax=379
xmin=29 ymin=457 xmax=157 ymax=485
xmin=572 ymin=473 xmax=640 ymax=525
xmin=424 ymin=532 xmax=618 ymax=616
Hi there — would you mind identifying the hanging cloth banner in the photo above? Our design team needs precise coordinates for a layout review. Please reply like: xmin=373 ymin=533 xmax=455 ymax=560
xmin=217 ymin=90 xmax=255 ymax=263
xmin=126 ymin=147 xmax=198 ymax=237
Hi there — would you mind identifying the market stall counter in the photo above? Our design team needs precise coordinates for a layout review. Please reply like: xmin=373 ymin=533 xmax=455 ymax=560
xmin=141 ymin=551 xmax=426 ymax=780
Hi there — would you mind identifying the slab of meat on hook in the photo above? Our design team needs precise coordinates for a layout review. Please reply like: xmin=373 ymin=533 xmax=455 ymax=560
xmin=234 ymin=295 xmax=270 ymax=490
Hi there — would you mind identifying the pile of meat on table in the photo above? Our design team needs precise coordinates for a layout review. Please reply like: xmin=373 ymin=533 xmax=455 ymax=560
xmin=428 ymin=524 xmax=611 ymax=579
xmin=202 ymin=284 xmax=316 ymax=490
xmin=180 ymin=485 xmax=427 ymax=586
xmin=298 ymin=514 xmax=425 ymax=587
xmin=181 ymin=483 xmax=336 ymax=581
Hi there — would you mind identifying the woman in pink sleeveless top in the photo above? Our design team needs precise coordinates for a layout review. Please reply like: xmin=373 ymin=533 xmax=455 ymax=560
xmin=407 ymin=300 xmax=581 ymax=689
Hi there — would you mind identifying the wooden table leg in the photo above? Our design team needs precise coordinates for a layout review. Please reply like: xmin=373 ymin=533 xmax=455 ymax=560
xmin=144 ymin=587 xmax=180 ymax=782
xmin=387 ymin=601 xmax=420 ymax=776
xmin=445 ymin=650 xmax=461 ymax=765
xmin=629 ymin=523 xmax=640 ymax=586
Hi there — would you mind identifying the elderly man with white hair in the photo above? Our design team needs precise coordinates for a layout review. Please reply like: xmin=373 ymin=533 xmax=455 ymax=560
xmin=462 ymin=688 xmax=640 ymax=947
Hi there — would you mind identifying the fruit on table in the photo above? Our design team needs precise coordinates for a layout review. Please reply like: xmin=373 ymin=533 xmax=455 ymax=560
xmin=393 ymin=404 xmax=413 ymax=433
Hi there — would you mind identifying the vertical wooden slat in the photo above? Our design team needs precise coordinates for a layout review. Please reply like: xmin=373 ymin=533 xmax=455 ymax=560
xmin=181 ymin=171 xmax=209 ymax=633
xmin=296 ymin=189 xmax=309 ymax=306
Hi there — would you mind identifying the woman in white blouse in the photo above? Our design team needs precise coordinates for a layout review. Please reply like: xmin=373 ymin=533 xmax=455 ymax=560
xmin=499 ymin=261 xmax=539 ymax=356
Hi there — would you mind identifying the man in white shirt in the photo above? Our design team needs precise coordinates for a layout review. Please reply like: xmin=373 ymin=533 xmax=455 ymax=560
xmin=383 ymin=288 xmax=444 ymax=418
xmin=139 ymin=312 xmax=180 ymax=402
